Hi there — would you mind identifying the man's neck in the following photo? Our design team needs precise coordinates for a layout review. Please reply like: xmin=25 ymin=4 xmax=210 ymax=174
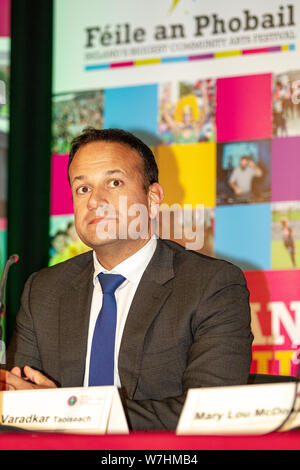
xmin=94 ymin=237 xmax=152 ymax=271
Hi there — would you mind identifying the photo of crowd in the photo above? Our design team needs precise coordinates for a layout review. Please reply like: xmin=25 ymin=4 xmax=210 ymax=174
xmin=158 ymin=78 xmax=216 ymax=145
xmin=272 ymin=201 xmax=300 ymax=270
xmin=49 ymin=217 xmax=90 ymax=266
xmin=273 ymin=70 xmax=300 ymax=137
xmin=52 ymin=89 xmax=104 ymax=154
xmin=217 ymin=140 xmax=271 ymax=206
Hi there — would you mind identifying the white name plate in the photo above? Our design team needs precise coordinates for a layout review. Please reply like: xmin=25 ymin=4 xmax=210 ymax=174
xmin=177 ymin=382 xmax=300 ymax=435
xmin=0 ymin=386 xmax=128 ymax=434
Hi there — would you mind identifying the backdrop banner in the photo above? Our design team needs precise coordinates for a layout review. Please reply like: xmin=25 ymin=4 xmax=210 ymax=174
xmin=51 ymin=0 xmax=300 ymax=377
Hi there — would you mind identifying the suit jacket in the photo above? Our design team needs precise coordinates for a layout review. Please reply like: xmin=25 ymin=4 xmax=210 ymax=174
xmin=6 ymin=239 xmax=253 ymax=430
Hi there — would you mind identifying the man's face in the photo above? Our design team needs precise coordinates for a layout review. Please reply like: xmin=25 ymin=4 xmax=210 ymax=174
xmin=68 ymin=141 xmax=162 ymax=251
xmin=240 ymin=157 xmax=248 ymax=170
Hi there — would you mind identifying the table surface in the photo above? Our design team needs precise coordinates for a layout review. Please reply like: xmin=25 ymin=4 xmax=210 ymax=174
xmin=0 ymin=429 xmax=300 ymax=450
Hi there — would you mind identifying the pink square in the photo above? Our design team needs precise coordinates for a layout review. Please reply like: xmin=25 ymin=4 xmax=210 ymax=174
xmin=50 ymin=154 xmax=73 ymax=216
xmin=0 ymin=0 xmax=10 ymax=37
xmin=216 ymin=74 xmax=272 ymax=143
xmin=0 ymin=218 xmax=7 ymax=230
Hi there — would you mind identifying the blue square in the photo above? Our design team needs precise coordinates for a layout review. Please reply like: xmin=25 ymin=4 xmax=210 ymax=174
xmin=215 ymin=203 xmax=271 ymax=271
xmin=104 ymin=85 xmax=159 ymax=146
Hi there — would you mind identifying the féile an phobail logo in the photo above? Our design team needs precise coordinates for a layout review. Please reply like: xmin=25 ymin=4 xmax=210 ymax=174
xmin=67 ymin=396 xmax=78 ymax=406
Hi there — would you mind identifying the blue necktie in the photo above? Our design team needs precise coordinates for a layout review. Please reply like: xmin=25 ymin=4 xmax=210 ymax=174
xmin=88 ymin=273 xmax=125 ymax=386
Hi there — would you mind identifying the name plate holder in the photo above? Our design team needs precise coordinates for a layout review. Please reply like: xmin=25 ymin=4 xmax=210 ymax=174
xmin=176 ymin=382 xmax=300 ymax=435
xmin=0 ymin=386 xmax=128 ymax=434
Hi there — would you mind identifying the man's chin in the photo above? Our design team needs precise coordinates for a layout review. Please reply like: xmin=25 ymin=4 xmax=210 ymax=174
xmin=81 ymin=236 xmax=151 ymax=252
xmin=80 ymin=236 xmax=120 ymax=250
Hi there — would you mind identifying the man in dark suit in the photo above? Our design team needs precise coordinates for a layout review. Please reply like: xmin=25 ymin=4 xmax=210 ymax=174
xmin=2 ymin=128 xmax=253 ymax=431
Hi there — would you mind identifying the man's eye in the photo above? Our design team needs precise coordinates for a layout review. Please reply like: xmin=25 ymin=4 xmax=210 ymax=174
xmin=77 ymin=186 xmax=90 ymax=195
xmin=109 ymin=179 xmax=123 ymax=188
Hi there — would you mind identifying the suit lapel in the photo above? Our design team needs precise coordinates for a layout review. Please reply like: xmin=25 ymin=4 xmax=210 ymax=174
xmin=119 ymin=240 xmax=175 ymax=398
xmin=59 ymin=256 xmax=94 ymax=387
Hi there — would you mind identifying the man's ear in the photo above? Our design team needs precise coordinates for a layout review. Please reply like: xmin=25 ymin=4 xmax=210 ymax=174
xmin=148 ymin=183 xmax=164 ymax=219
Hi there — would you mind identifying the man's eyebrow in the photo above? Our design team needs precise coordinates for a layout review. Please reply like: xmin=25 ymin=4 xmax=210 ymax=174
xmin=105 ymin=169 xmax=126 ymax=176
xmin=71 ymin=175 xmax=87 ymax=184
xmin=71 ymin=169 xmax=126 ymax=184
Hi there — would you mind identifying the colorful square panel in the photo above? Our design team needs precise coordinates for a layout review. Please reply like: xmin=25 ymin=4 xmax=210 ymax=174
xmin=245 ymin=269 xmax=300 ymax=376
xmin=50 ymin=154 xmax=73 ymax=216
xmin=272 ymin=137 xmax=300 ymax=202
xmin=104 ymin=84 xmax=158 ymax=145
xmin=158 ymin=79 xmax=216 ymax=145
xmin=271 ymin=201 xmax=300 ymax=270
xmin=52 ymin=89 xmax=104 ymax=155
xmin=216 ymin=74 xmax=272 ymax=143
xmin=0 ymin=0 xmax=10 ymax=37
xmin=49 ymin=215 xmax=89 ymax=267
xmin=215 ymin=203 xmax=271 ymax=271
xmin=272 ymin=71 xmax=300 ymax=138
xmin=217 ymin=139 xmax=271 ymax=206
xmin=155 ymin=142 xmax=216 ymax=208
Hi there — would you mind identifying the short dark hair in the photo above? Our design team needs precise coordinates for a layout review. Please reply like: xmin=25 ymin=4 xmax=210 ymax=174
xmin=68 ymin=127 xmax=159 ymax=189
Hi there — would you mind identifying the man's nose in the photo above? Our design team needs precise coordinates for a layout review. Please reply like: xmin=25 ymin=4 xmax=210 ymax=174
xmin=87 ymin=187 xmax=108 ymax=211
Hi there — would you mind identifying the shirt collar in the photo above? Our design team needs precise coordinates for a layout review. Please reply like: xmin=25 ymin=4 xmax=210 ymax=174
xmin=93 ymin=235 xmax=158 ymax=286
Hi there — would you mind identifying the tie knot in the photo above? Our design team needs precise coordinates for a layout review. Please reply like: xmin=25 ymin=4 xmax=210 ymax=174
xmin=98 ymin=273 xmax=125 ymax=294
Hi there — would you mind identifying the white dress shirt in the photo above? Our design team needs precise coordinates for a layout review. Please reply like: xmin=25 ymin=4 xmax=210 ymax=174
xmin=83 ymin=236 xmax=158 ymax=387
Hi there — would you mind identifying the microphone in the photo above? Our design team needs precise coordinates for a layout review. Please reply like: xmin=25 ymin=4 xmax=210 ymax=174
xmin=0 ymin=254 xmax=19 ymax=314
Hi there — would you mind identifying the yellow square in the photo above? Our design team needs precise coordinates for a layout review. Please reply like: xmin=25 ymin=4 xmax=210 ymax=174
xmin=155 ymin=142 xmax=216 ymax=208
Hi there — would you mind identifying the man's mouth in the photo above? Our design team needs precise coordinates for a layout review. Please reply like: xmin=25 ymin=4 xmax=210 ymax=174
xmin=88 ymin=216 xmax=117 ymax=225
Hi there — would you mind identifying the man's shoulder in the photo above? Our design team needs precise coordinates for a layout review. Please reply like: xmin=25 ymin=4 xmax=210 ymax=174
xmin=159 ymin=239 xmax=247 ymax=294
xmin=45 ymin=249 xmax=93 ymax=271
xmin=31 ymin=250 xmax=93 ymax=288
xmin=159 ymin=239 xmax=242 ymax=276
